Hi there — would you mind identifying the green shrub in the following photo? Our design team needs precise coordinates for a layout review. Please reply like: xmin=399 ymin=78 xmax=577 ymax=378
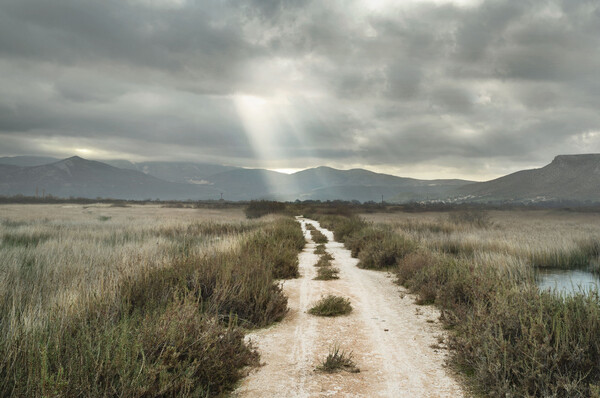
xmin=356 ymin=231 xmax=416 ymax=270
xmin=3 ymin=299 xmax=258 ymax=397
xmin=451 ymin=288 xmax=600 ymax=397
xmin=308 ymin=295 xmax=352 ymax=317
xmin=314 ymin=267 xmax=339 ymax=280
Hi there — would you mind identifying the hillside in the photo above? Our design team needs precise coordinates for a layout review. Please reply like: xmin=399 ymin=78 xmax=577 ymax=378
xmin=0 ymin=157 xmax=220 ymax=200
xmin=454 ymin=154 xmax=600 ymax=202
xmin=204 ymin=166 xmax=473 ymax=202
xmin=11 ymin=154 xmax=600 ymax=203
xmin=102 ymin=160 xmax=239 ymax=185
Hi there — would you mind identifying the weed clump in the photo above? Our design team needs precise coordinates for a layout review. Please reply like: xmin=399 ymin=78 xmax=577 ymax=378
xmin=310 ymin=229 xmax=328 ymax=244
xmin=314 ymin=244 xmax=326 ymax=255
xmin=316 ymin=345 xmax=359 ymax=373
xmin=314 ymin=267 xmax=339 ymax=280
xmin=315 ymin=255 xmax=333 ymax=268
xmin=308 ymin=295 xmax=352 ymax=317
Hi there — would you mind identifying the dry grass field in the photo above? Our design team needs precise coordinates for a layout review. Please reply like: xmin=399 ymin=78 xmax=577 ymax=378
xmin=0 ymin=205 xmax=248 ymax=332
xmin=363 ymin=210 xmax=600 ymax=273
xmin=315 ymin=209 xmax=600 ymax=397
xmin=0 ymin=204 xmax=305 ymax=397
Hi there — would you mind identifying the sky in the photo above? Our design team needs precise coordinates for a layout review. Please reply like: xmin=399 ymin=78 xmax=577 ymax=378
xmin=1 ymin=0 xmax=599 ymax=181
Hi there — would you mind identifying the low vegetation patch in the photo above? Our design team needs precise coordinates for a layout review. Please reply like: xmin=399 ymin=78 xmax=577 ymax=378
xmin=314 ymin=267 xmax=339 ymax=280
xmin=1 ymin=232 xmax=51 ymax=248
xmin=448 ymin=209 xmax=492 ymax=228
xmin=305 ymin=223 xmax=316 ymax=231
xmin=310 ymin=229 xmax=328 ymax=244
xmin=244 ymin=200 xmax=286 ymax=219
xmin=321 ymin=252 xmax=334 ymax=261
xmin=343 ymin=226 xmax=416 ymax=269
xmin=323 ymin=212 xmax=600 ymax=397
xmin=242 ymin=218 xmax=306 ymax=279
xmin=314 ymin=244 xmax=326 ymax=255
xmin=0 ymin=211 xmax=304 ymax=397
xmin=529 ymin=238 xmax=600 ymax=270
xmin=316 ymin=215 xmax=367 ymax=242
xmin=308 ymin=295 xmax=352 ymax=317
xmin=316 ymin=345 xmax=359 ymax=373
xmin=314 ymin=255 xmax=333 ymax=268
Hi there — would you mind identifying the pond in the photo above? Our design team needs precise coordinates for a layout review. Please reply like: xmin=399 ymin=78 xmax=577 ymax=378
xmin=536 ymin=268 xmax=600 ymax=295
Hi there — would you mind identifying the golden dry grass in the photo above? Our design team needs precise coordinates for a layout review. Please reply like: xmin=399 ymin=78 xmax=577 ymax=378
xmin=362 ymin=210 xmax=600 ymax=272
xmin=0 ymin=204 xmax=304 ymax=396
xmin=0 ymin=205 xmax=254 ymax=335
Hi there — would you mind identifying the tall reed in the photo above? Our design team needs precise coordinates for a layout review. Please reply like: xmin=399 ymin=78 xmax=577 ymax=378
xmin=326 ymin=210 xmax=600 ymax=396
xmin=0 ymin=205 xmax=304 ymax=396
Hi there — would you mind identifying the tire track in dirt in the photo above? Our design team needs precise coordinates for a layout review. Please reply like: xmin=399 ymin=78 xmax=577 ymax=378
xmin=233 ymin=218 xmax=464 ymax=397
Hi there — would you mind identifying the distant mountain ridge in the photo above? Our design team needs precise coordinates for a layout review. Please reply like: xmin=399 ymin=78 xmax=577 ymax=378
xmin=0 ymin=156 xmax=219 ymax=200
xmin=454 ymin=154 xmax=600 ymax=203
xmin=1 ymin=154 xmax=598 ymax=203
xmin=0 ymin=156 xmax=473 ymax=201
xmin=203 ymin=166 xmax=472 ymax=201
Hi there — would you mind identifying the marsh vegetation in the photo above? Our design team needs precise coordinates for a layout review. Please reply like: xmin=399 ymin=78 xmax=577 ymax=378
xmin=316 ymin=209 xmax=600 ymax=397
xmin=0 ymin=204 xmax=304 ymax=397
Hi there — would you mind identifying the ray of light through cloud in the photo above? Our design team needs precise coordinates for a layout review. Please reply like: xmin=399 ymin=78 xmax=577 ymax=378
xmin=0 ymin=0 xmax=599 ymax=180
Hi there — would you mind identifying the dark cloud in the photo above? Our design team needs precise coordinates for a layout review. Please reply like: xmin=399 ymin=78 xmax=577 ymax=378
xmin=1 ymin=0 xmax=599 ymax=179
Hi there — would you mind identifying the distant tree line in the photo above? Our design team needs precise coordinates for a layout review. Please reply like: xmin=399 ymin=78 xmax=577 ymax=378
xmin=2 ymin=194 xmax=600 ymax=214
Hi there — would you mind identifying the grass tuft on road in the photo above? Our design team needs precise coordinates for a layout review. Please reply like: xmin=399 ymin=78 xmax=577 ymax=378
xmin=314 ymin=244 xmax=326 ymax=255
xmin=308 ymin=295 xmax=352 ymax=317
xmin=316 ymin=344 xmax=359 ymax=373
xmin=314 ymin=267 xmax=339 ymax=280
xmin=310 ymin=229 xmax=328 ymax=244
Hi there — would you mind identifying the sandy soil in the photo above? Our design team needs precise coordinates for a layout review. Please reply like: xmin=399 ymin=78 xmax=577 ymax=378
xmin=233 ymin=218 xmax=464 ymax=398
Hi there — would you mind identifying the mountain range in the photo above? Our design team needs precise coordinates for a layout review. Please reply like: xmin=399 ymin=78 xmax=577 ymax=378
xmin=453 ymin=154 xmax=600 ymax=203
xmin=0 ymin=154 xmax=599 ymax=203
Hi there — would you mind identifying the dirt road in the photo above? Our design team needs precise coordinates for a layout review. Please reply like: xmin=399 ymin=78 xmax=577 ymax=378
xmin=233 ymin=218 xmax=464 ymax=397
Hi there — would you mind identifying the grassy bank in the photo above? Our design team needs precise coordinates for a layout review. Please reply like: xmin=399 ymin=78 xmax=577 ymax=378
xmin=317 ymin=211 xmax=600 ymax=397
xmin=0 ymin=205 xmax=304 ymax=397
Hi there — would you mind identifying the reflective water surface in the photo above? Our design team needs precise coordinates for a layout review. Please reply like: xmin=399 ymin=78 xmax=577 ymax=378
xmin=536 ymin=268 xmax=600 ymax=295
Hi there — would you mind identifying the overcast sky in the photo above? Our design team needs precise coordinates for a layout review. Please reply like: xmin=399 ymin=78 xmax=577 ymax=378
xmin=1 ymin=0 xmax=599 ymax=180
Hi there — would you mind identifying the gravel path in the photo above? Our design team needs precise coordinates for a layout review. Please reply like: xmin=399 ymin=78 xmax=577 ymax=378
xmin=233 ymin=218 xmax=464 ymax=397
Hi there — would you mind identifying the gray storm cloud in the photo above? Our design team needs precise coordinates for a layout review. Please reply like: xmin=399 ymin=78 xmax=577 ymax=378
xmin=0 ymin=0 xmax=599 ymax=180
